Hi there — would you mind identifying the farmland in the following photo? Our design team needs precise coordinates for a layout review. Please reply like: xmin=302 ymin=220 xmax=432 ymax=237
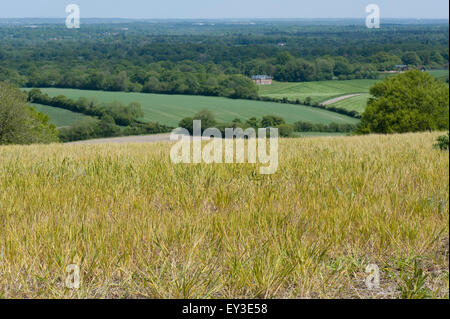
xmin=30 ymin=88 xmax=360 ymax=127
xmin=31 ymin=103 xmax=91 ymax=127
xmin=259 ymin=70 xmax=449 ymax=114
xmin=0 ymin=132 xmax=448 ymax=298
xmin=328 ymin=94 xmax=371 ymax=114
xmin=258 ymin=79 xmax=377 ymax=105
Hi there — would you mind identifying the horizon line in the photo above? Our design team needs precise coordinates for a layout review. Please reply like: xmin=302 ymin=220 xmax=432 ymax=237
xmin=1 ymin=17 xmax=449 ymax=20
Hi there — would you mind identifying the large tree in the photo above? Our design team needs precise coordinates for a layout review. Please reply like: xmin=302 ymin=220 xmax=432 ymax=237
xmin=0 ymin=83 xmax=59 ymax=145
xmin=357 ymin=71 xmax=449 ymax=134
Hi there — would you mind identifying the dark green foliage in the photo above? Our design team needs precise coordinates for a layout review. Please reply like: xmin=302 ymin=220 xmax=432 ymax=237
xmin=402 ymin=52 xmax=422 ymax=66
xmin=434 ymin=133 xmax=449 ymax=150
xmin=245 ymin=117 xmax=261 ymax=129
xmin=261 ymin=115 xmax=286 ymax=128
xmin=193 ymin=110 xmax=217 ymax=129
xmin=0 ymin=83 xmax=59 ymax=145
xmin=1 ymin=23 xmax=447 ymax=97
xmin=293 ymin=121 xmax=357 ymax=133
xmin=276 ymin=123 xmax=294 ymax=137
xmin=357 ymin=71 xmax=449 ymax=134
xmin=58 ymin=115 xmax=172 ymax=142
xmin=177 ymin=110 xmax=217 ymax=134
xmin=179 ymin=112 xmax=296 ymax=137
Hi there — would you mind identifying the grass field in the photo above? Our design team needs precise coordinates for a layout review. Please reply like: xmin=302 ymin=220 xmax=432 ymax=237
xmin=260 ymin=71 xmax=449 ymax=113
xmin=329 ymin=94 xmax=371 ymax=114
xmin=31 ymin=88 xmax=359 ymax=127
xmin=428 ymin=70 xmax=449 ymax=81
xmin=0 ymin=132 xmax=448 ymax=298
xmin=258 ymin=79 xmax=377 ymax=105
xmin=31 ymin=103 xmax=91 ymax=127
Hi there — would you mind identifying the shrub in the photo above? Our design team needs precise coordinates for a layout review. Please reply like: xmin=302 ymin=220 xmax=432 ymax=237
xmin=261 ymin=115 xmax=285 ymax=128
xmin=434 ymin=133 xmax=449 ymax=150
xmin=276 ymin=123 xmax=294 ymax=137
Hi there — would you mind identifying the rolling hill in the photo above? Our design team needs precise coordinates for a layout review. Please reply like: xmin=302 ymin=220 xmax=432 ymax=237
xmin=30 ymin=88 xmax=360 ymax=126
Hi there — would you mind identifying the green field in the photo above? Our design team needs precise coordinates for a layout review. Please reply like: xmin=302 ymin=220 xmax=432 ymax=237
xmin=258 ymin=79 xmax=377 ymax=105
xmin=329 ymin=94 xmax=371 ymax=114
xmin=260 ymin=71 xmax=449 ymax=113
xmin=428 ymin=69 xmax=449 ymax=81
xmin=32 ymin=88 xmax=360 ymax=126
xmin=31 ymin=103 xmax=91 ymax=127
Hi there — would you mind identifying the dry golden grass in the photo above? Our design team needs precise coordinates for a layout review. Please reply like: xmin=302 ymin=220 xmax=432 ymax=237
xmin=0 ymin=132 xmax=448 ymax=299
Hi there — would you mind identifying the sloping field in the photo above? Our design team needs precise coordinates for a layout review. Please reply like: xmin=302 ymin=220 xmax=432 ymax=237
xmin=260 ymin=71 xmax=448 ymax=114
xmin=258 ymin=79 xmax=377 ymax=105
xmin=0 ymin=132 xmax=448 ymax=298
xmin=32 ymin=88 xmax=359 ymax=126
xmin=428 ymin=70 xmax=449 ymax=81
xmin=328 ymin=94 xmax=371 ymax=114
xmin=31 ymin=103 xmax=91 ymax=127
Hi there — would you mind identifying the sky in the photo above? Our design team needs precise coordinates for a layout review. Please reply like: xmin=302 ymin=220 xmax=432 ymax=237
xmin=0 ymin=0 xmax=448 ymax=19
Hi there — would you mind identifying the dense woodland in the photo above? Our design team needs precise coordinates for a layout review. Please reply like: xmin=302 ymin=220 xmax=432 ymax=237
xmin=0 ymin=21 xmax=448 ymax=99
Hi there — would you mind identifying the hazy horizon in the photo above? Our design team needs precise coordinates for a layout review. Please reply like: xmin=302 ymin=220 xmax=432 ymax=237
xmin=0 ymin=0 xmax=448 ymax=19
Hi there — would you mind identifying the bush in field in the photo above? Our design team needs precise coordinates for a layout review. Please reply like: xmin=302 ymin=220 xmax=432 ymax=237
xmin=434 ymin=133 xmax=449 ymax=150
xmin=276 ymin=123 xmax=294 ymax=137
xmin=245 ymin=117 xmax=262 ymax=129
xmin=193 ymin=110 xmax=217 ymax=129
xmin=261 ymin=115 xmax=285 ymax=128
xmin=357 ymin=71 xmax=449 ymax=134
xmin=0 ymin=83 xmax=59 ymax=145
xmin=178 ymin=110 xmax=217 ymax=134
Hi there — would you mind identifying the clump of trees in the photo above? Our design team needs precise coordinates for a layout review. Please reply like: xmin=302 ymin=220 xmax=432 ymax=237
xmin=356 ymin=71 xmax=449 ymax=134
xmin=178 ymin=112 xmax=295 ymax=137
xmin=57 ymin=116 xmax=172 ymax=142
xmin=0 ymin=83 xmax=59 ymax=145
xmin=178 ymin=111 xmax=355 ymax=137
xmin=293 ymin=121 xmax=357 ymax=133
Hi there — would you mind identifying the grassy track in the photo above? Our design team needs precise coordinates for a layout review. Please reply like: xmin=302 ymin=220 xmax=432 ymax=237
xmin=0 ymin=132 xmax=448 ymax=298
xmin=31 ymin=103 xmax=91 ymax=127
xmin=31 ymin=88 xmax=359 ymax=126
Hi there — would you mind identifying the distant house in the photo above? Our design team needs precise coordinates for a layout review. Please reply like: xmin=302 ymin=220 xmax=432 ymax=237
xmin=251 ymin=75 xmax=273 ymax=85
xmin=395 ymin=65 xmax=408 ymax=71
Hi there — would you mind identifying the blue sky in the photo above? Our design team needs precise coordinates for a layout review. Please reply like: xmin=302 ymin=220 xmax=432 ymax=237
xmin=0 ymin=0 xmax=448 ymax=19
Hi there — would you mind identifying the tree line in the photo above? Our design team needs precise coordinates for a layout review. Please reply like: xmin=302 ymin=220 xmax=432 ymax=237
xmin=27 ymin=89 xmax=172 ymax=142
xmin=178 ymin=110 xmax=358 ymax=138
xmin=0 ymin=23 xmax=447 ymax=98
